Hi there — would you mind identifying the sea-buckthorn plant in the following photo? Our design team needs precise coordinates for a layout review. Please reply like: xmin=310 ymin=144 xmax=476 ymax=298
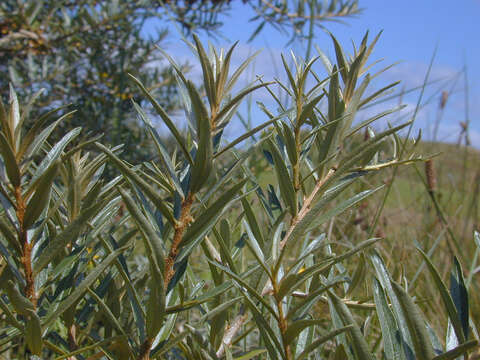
xmin=0 ymin=34 xmax=478 ymax=359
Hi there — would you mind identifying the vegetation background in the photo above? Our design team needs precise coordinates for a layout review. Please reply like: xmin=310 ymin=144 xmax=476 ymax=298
xmin=0 ymin=1 xmax=479 ymax=359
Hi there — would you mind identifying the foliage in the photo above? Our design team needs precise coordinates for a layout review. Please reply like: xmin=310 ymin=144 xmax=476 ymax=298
xmin=0 ymin=0 xmax=360 ymax=167
xmin=0 ymin=32 xmax=479 ymax=360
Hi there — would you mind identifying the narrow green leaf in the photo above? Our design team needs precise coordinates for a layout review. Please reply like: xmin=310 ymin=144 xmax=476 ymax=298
xmin=359 ymin=81 xmax=400 ymax=109
xmin=287 ymin=277 xmax=347 ymax=321
xmin=343 ymin=74 xmax=370 ymax=136
xmin=328 ymin=291 xmax=374 ymax=360
xmin=53 ymin=336 xmax=127 ymax=360
xmin=128 ymin=74 xmax=193 ymax=165
xmin=118 ymin=189 xmax=165 ymax=337
xmin=25 ymin=310 xmax=43 ymax=355
xmin=373 ymin=278 xmax=404 ymax=360
xmin=118 ymin=187 xmax=165 ymax=277
xmin=391 ymin=282 xmax=436 ymax=360
xmin=186 ymin=80 xmax=213 ymax=193
xmin=29 ymin=127 xmax=81 ymax=186
xmin=0 ymin=97 xmax=12 ymax=146
xmin=151 ymin=330 xmax=190 ymax=358
xmin=214 ymin=117 xmax=277 ymax=159
xmin=20 ymin=111 xmax=75 ymax=162
xmin=298 ymin=94 xmax=324 ymax=126
xmin=0 ymin=216 xmax=21 ymax=255
xmin=209 ymin=260 xmax=278 ymax=320
xmin=204 ymin=136 xmax=266 ymax=203
xmin=234 ymin=349 xmax=267 ymax=360
xmin=418 ymin=248 xmax=465 ymax=344
xmin=224 ymin=50 xmax=261 ymax=94
xmin=297 ymin=56 xmax=321 ymax=95
xmin=96 ymin=142 xmax=175 ymax=226
xmin=318 ymin=65 xmax=342 ymax=162
xmin=346 ymin=106 xmax=404 ymax=138
xmin=242 ymin=218 xmax=270 ymax=277
xmin=86 ymin=287 xmax=130 ymax=343
xmin=296 ymin=325 xmax=354 ymax=360
xmin=267 ymin=138 xmax=297 ymax=216
xmin=0 ymin=294 xmax=22 ymax=329
xmin=450 ymin=257 xmax=469 ymax=339
xmin=281 ymin=54 xmax=298 ymax=97
xmin=241 ymin=198 xmax=264 ymax=249
xmin=0 ymin=132 xmax=20 ymax=187
xmin=18 ymin=104 xmax=70 ymax=160
xmin=216 ymin=41 xmax=237 ymax=99
xmin=177 ymin=179 xmax=248 ymax=262
xmin=200 ymin=296 xmax=241 ymax=322
xmin=370 ymin=250 xmax=415 ymax=360
xmin=239 ymin=288 xmax=282 ymax=360
xmin=284 ymin=319 xmax=324 ymax=346
xmin=286 ymin=181 xmax=380 ymax=249
xmin=432 ymin=340 xmax=478 ymax=360
xmin=215 ymin=82 xmax=272 ymax=124
xmin=330 ymin=34 xmax=349 ymax=83
xmin=315 ymin=45 xmax=333 ymax=74
xmin=328 ymin=121 xmax=412 ymax=187
xmin=43 ymin=245 xmax=129 ymax=328
xmin=193 ymin=34 xmax=216 ymax=109
xmin=279 ymin=238 xmax=379 ymax=300
xmin=4 ymin=280 xmax=35 ymax=316
xmin=23 ymin=161 xmax=59 ymax=229
xmin=281 ymin=121 xmax=298 ymax=167
xmin=132 ymin=101 xmax=184 ymax=198
xmin=346 ymin=254 xmax=366 ymax=297
xmin=8 ymin=84 xmax=20 ymax=141
xmin=344 ymin=46 xmax=367 ymax=101
xmin=33 ymin=201 xmax=105 ymax=274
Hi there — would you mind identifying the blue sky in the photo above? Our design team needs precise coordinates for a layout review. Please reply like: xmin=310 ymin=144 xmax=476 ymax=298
xmin=145 ymin=1 xmax=479 ymax=146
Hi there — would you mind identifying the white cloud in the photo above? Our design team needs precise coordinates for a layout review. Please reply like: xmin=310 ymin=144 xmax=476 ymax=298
xmin=147 ymin=39 xmax=480 ymax=149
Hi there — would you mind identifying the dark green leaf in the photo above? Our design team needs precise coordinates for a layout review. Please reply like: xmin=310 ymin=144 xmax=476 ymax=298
xmin=328 ymin=291 xmax=374 ymax=360
xmin=0 ymin=132 xmax=20 ymax=187
xmin=450 ymin=257 xmax=469 ymax=340
xmin=418 ymin=248 xmax=465 ymax=344
xmin=33 ymin=201 xmax=105 ymax=274
xmin=43 ymin=244 xmax=129 ymax=328
xmin=391 ymin=282 xmax=436 ymax=360
xmin=177 ymin=179 xmax=248 ymax=262
xmin=24 ymin=160 xmax=59 ymax=229
xmin=296 ymin=325 xmax=353 ymax=360
xmin=432 ymin=340 xmax=478 ymax=360
xmin=372 ymin=278 xmax=404 ymax=360
xmin=267 ymin=138 xmax=297 ymax=216
xmin=186 ymin=80 xmax=213 ymax=193
xmin=128 ymin=74 xmax=193 ymax=165
xmin=96 ymin=142 xmax=176 ymax=225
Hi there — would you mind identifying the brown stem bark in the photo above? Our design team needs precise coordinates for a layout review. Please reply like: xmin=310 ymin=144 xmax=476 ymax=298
xmin=15 ymin=186 xmax=36 ymax=307
xmin=136 ymin=193 xmax=195 ymax=360
xmin=164 ymin=193 xmax=195 ymax=288
xmin=137 ymin=338 xmax=153 ymax=360
xmin=273 ymin=278 xmax=292 ymax=360
xmin=280 ymin=168 xmax=336 ymax=250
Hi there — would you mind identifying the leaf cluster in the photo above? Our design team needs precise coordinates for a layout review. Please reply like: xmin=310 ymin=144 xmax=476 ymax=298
xmin=0 ymin=32 xmax=478 ymax=360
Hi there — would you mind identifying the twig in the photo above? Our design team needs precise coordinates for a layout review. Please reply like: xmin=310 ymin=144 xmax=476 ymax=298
xmin=280 ymin=168 xmax=336 ymax=249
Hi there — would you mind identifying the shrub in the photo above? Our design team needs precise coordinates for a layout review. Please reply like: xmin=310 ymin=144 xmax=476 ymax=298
xmin=0 ymin=34 xmax=477 ymax=359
